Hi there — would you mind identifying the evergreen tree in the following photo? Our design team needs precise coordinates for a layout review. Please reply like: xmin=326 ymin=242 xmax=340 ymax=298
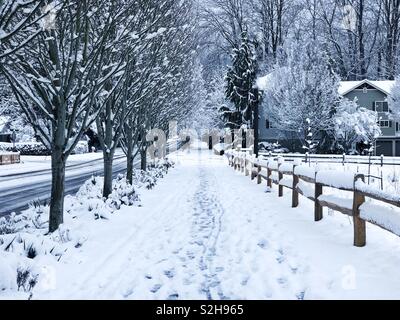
xmin=224 ymin=31 xmax=260 ymax=130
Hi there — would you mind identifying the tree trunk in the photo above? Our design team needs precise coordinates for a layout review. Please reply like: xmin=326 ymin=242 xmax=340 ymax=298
xmin=127 ymin=146 xmax=134 ymax=185
xmin=141 ymin=148 xmax=147 ymax=171
xmin=49 ymin=148 xmax=66 ymax=233
xmin=103 ymin=152 xmax=114 ymax=198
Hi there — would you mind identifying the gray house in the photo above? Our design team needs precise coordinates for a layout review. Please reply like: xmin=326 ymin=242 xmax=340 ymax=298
xmin=258 ymin=78 xmax=399 ymax=156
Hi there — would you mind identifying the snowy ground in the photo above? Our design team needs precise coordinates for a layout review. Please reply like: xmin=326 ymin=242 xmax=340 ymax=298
xmin=3 ymin=143 xmax=400 ymax=300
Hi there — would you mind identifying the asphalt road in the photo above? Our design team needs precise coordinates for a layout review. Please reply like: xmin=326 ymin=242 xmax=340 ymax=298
xmin=0 ymin=154 xmax=134 ymax=217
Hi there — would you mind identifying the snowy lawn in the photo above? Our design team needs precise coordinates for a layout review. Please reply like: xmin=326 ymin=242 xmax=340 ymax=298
xmin=3 ymin=146 xmax=400 ymax=300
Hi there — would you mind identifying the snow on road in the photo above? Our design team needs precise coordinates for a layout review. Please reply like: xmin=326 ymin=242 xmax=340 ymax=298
xmin=33 ymin=145 xmax=400 ymax=300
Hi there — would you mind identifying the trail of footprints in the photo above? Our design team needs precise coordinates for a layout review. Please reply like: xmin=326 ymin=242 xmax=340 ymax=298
xmin=136 ymin=168 xmax=308 ymax=300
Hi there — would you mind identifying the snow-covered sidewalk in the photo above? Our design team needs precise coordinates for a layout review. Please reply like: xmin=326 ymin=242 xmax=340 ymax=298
xmin=32 ymin=146 xmax=400 ymax=300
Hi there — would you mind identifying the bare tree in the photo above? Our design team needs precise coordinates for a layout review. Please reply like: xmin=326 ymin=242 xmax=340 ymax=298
xmin=1 ymin=0 xmax=129 ymax=232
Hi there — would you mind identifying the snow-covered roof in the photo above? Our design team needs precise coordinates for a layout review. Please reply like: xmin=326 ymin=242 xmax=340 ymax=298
xmin=256 ymin=73 xmax=272 ymax=91
xmin=257 ymin=74 xmax=395 ymax=97
xmin=0 ymin=116 xmax=9 ymax=133
xmin=338 ymin=79 xmax=395 ymax=96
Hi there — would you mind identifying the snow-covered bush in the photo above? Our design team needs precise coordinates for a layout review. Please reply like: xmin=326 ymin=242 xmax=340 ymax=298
xmin=259 ymin=141 xmax=289 ymax=153
xmin=333 ymin=98 xmax=381 ymax=153
xmin=264 ymin=40 xmax=341 ymax=149
xmin=2 ymin=142 xmax=50 ymax=156
xmin=71 ymin=141 xmax=89 ymax=154
xmin=132 ymin=170 xmax=158 ymax=190
xmin=107 ymin=174 xmax=140 ymax=210
xmin=0 ymin=141 xmax=89 ymax=155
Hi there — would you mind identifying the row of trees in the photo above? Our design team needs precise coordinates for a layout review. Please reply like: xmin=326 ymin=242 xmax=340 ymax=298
xmin=0 ymin=0 xmax=200 ymax=232
xmin=201 ymin=0 xmax=400 ymax=81
xmin=198 ymin=1 xmax=400 ymax=154
xmin=264 ymin=39 xmax=381 ymax=153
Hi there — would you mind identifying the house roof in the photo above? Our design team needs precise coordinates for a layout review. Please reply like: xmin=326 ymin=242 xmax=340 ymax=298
xmin=338 ymin=79 xmax=395 ymax=96
xmin=256 ymin=73 xmax=273 ymax=91
xmin=257 ymin=74 xmax=396 ymax=97
xmin=0 ymin=116 xmax=9 ymax=133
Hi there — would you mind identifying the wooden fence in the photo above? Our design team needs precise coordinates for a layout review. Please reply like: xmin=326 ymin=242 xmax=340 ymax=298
xmin=0 ymin=153 xmax=20 ymax=165
xmin=227 ymin=150 xmax=400 ymax=247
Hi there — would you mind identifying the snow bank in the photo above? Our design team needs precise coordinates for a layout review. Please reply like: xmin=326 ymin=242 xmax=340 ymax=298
xmin=294 ymin=165 xmax=316 ymax=179
xmin=360 ymin=202 xmax=400 ymax=236
xmin=316 ymin=171 xmax=355 ymax=189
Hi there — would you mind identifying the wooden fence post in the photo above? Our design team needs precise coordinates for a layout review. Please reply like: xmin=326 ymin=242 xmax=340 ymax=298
xmin=278 ymin=164 xmax=283 ymax=197
xmin=314 ymin=172 xmax=323 ymax=221
xmin=267 ymin=167 xmax=272 ymax=188
xmin=251 ymin=161 xmax=256 ymax=181
xmin=245 ymin=157 xmax=250 ymax=177
xmin=292 ymin=165 xmax=299 ymax=208
xmin=353 ymin=174 xmax=366 ymax=247
xmin=257 ymin=165 xmax=262 ymax=185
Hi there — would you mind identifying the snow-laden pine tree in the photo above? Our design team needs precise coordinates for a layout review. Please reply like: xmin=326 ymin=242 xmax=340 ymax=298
xmin=265 ymin=40 xmax=340 ymax=150
xmin=224 ymin=31 xmax=260 ymax=129
xmin=334 ymin=98 xmax=381 ymax=153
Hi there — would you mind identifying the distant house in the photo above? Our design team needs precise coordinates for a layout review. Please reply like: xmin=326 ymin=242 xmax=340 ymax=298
xmin=257 ymin=77 xmax=399 ymax=156
xmin=0 ymin=116 xmax=12 ymax=143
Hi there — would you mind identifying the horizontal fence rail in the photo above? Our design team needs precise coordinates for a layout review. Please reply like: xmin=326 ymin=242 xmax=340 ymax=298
xmin=259 ymin=152 xmax=400 ymax=167
xmin=226 ymin=149 xmax=400 ymax=247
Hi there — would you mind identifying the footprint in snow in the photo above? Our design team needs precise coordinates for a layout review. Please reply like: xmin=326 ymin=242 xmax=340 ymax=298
xmin=151 ymin=284 xmax=162 ymax=293
xmin=257 ymin=239 xmax=269 ymax=250
xmin=167 ymin=293 xmax=179 ymax=300
xmin=297 ymin=291 xmax=306 ymax=300
xmin=122 ymin=288 xmax=134 ymax=298
xmin=277 ymin=277 xmax=288 ymax=286
xmin=241 ymin=277 xmax=250 ymax=286
xmin=164 ymin=269 xmax=175 ymax=279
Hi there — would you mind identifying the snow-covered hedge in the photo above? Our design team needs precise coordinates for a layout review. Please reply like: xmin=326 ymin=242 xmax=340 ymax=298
xmin=0 ymin=141 xmax=89 ymax=156
xmin=0 ymin=142 xmax=49 ymax=156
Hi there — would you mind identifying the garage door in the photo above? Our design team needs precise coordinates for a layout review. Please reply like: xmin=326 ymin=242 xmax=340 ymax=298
xmin=396 ymin=141 xmax=400 ymax=157
xmin=376 ymin=141 xmax=393 ymax=156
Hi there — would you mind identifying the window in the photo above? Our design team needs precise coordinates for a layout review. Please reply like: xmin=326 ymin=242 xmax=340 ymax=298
xmin=266 ymin=119 xmax=275 ymax=129
xmin=374 ymin=101 xmax=389 ymax=112
xmin=396 ymin=122 xmax=400 ymax=132
xmin=379 ymin=120 xmax=391 ymax=128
